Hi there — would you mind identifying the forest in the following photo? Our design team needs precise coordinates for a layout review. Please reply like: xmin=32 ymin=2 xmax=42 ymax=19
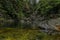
xmin=0 ymin=0 xmax=60 ymax=40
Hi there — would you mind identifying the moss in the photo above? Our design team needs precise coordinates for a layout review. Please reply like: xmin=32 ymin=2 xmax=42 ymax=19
xmin=0 ymin=28 xmax=60 ymax=40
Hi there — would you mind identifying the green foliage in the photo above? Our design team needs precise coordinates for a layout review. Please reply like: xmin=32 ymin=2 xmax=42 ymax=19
xmin=0 ymin=0 xmax=20 ymax=27
xmin=0 ymin=0 xmax=60 ymax=28
xmin=0 ymin=0 xmax=60 ymax=40
xmin=18 ymin=0 xmax=60 ymax=20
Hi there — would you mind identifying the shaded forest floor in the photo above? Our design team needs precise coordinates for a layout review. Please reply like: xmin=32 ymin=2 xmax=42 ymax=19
xmin=0 ymin=28 xmax=60 ymax=40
